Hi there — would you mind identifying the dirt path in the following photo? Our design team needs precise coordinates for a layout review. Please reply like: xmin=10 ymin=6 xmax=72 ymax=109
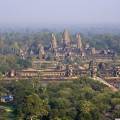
xmin=93 ymin=77 xmax=118 ymax=92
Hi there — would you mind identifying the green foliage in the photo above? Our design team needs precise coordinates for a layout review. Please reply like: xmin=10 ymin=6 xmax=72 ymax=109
xmin=21 ymin=94 xmax=48 ymax=119
xmin=16 ymin=59 xmax=32 ymax=68
xmin=1 ymin=31 xmax=120 ymax=55
xmin=86 ymin=34 xmax=120 ymax=54
xmin=0 ymin=55 xmax=32 ymax=73
xmin=1 ymin=78 xmax=120 ymax=120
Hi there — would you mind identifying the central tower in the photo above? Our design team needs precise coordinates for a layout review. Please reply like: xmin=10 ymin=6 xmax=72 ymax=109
xmin=76 ymin=33 xmax=83 ymax=51
xmin=51 ymin=33 xmax=57 ymax=52
xmin=62 ymin=29 xmax=71 ymax=48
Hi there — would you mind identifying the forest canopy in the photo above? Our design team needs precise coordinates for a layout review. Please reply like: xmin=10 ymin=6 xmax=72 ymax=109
xmin=0 ymin=77 xmax=120 ymax=120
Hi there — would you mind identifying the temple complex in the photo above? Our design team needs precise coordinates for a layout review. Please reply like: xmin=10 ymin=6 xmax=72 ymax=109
xmin=5 ymin=29 xmax=120 ymax=90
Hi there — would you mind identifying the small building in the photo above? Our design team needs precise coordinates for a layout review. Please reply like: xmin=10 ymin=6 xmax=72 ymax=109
xmin=7 ymin=70 xmax=16 ymax=77
xmin=0 ymin=95 xmax=13 ymax=103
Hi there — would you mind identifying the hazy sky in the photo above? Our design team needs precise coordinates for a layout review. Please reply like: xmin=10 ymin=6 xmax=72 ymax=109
xmin=0 ymin=0 xmax=120 ymax=26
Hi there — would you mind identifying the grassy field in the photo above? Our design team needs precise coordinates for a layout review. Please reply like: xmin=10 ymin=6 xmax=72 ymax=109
xmin=0 ymin=103 xmax=15 ymax=120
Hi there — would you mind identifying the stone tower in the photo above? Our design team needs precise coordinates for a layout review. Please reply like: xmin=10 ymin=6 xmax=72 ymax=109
xmin=91 ymin=47 xmax=96 ymax=55
xmin=39 ymin=44 xmax=45 ymax=60
xmin=62 ymin=29 xmax=71 ymax=47
xmin=76 ymin=33 xmax=83 ymax=50
xmin=51 ymin=33 xmax=57 ymax=52
xmin=65 ymin=65 xmax=73 ymax=77
xmin=89 ymin=60 xmax=97 ymax=78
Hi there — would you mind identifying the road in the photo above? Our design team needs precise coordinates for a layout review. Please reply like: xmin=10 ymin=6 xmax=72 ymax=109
xmin=93 ymin=77 xmax=118 ymax=92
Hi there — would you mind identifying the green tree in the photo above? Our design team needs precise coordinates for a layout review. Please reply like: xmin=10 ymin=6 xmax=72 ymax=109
xmin=22 ymin=94 xmax=48 ymax=120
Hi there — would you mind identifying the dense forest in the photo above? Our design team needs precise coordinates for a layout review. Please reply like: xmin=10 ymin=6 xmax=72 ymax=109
xmin=0 ymin=77 xmax=120 ymax=120
xmin=0 ymin=29 xmax=120 ymax=52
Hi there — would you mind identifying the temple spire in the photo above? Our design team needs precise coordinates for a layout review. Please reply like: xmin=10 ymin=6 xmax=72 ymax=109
xmin=62 ymin=29 xmax=71 ymax=47
xmin=51 ymin=33 xmax=57 ymax=51
xmin=39 ymin=44 xmax=45 ymax=60
xmin=76 ymin=33 xmax=82 ymax=50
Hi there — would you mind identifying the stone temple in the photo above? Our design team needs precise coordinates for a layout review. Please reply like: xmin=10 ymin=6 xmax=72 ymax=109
xmin=8 ymin=29 xmax=120 ymax=91
xmin=41 ymin=29 xmax=115 ymax=62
